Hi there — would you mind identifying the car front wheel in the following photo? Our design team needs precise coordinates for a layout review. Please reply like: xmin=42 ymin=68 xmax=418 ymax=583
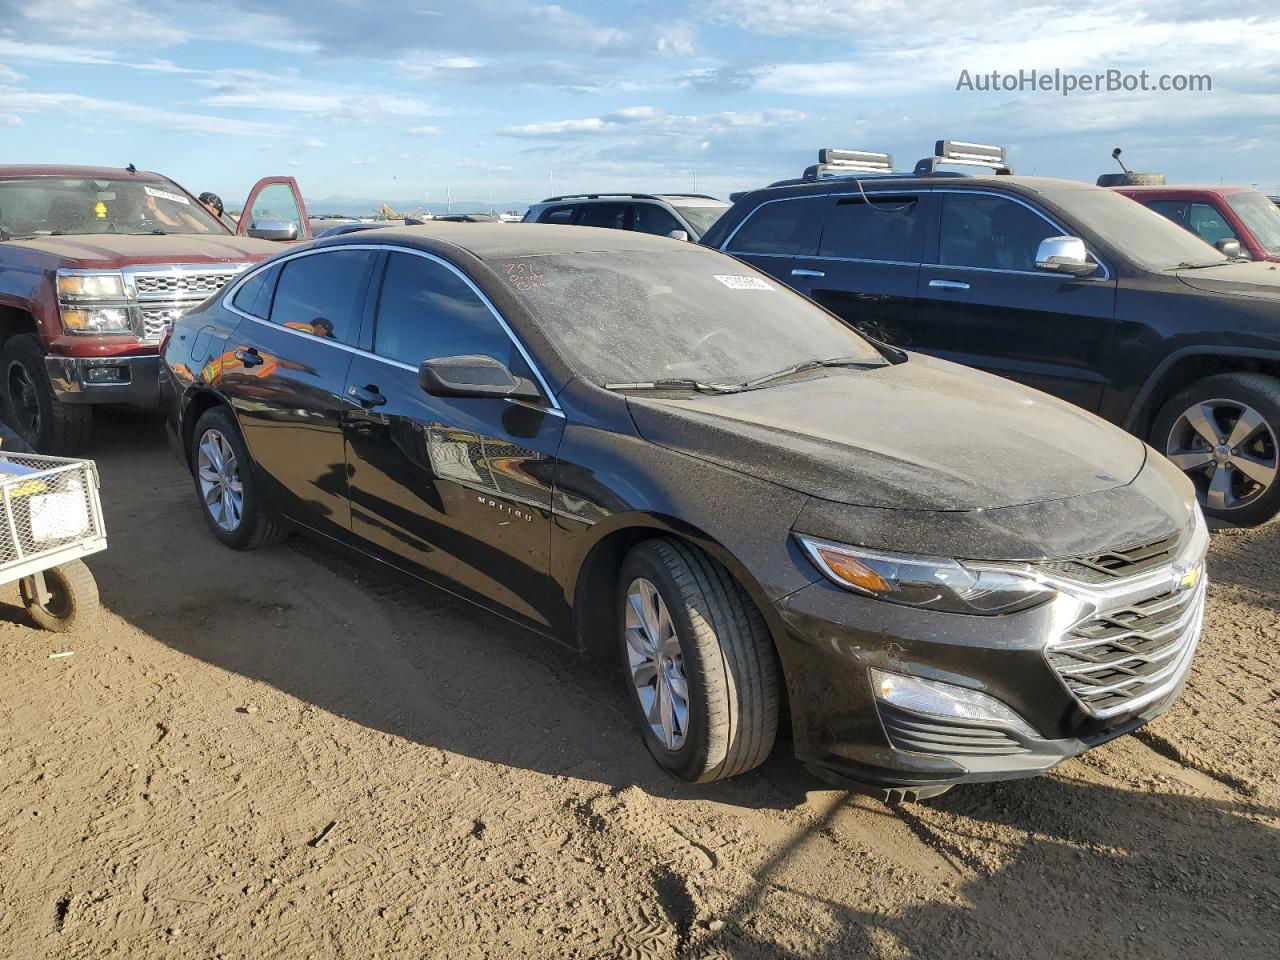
xmin=1153 ymin=372 xmax=1280 ymax=526
xmin=617 ymin=538 xmax=779 ymax=783
xmin=190 ymin=406 xmax=288 ymax=549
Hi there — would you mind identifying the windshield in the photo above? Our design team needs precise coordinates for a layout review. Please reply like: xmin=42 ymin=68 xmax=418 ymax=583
xmin=1227 ymin=191 xmax=1280 ymax=256
xmin=1050 ymin=187 xmax=1229 ymax=270
xmin=671 ymin=203 xmax=728 ymax=237
xmin=0 ymin=177 xmax=229 ymax=239
xmin=495 ymin=249 xmax=884 ymax=386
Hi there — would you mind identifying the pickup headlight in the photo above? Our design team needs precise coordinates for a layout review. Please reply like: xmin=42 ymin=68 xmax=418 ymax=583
xmin=60 ymin=307 xmax=132 ymax=333
xmin=797 ymin=535 xmax=1056 ymax=615
xmin=56 ymin=270 xmax=127 ymax=301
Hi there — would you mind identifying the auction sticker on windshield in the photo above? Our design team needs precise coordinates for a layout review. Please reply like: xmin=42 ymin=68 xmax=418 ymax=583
xmin=144 ymin=186 xmax=190 ymax=205
xmin=714 ymin=275 xmax=773 ymax=291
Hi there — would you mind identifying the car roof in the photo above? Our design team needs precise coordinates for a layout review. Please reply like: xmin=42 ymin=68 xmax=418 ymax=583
xmin=316 ymin=222 xmax=692 ymax=260
xmin=0 ymin=164 xmax=175 ymax=182
xmin=741 ymin=174 xmax=1097 ymax=200
xmin=1110 ymin=184 xmax=1257 ymax=196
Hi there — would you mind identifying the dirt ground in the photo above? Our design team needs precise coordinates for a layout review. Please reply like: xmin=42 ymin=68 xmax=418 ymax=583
xmin=1 ymin=410 xmax=1277 ymax=960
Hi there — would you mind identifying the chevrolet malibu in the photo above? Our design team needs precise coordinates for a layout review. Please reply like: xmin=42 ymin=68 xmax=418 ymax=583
xmin=161 ymin=224 xmax=1208 ymax=797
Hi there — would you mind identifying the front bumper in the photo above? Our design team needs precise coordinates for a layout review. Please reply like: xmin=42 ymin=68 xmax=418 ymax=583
xmin=46 ymin=354 xmax=160 ymax=407
xmin=772 ymin=533 xmax=1207 ymax=792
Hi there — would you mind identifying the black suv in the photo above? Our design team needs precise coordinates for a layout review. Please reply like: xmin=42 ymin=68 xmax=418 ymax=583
xmin=162 ymin=223 xmax=1206 ymax=797
xmin=702 ymin=147 xmax=1280 ymax=526
xmin=523 ymin=193 xmax=728 ymax=241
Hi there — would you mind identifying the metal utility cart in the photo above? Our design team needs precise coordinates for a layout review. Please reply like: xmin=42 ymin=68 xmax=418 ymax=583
xmin=0 ymin=452 xmax=106 ymax=632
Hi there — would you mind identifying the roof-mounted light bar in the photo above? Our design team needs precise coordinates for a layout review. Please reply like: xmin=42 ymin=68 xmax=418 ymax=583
xmin=803 ymin=148 xmax=894 ymax=180
xmin=914 ymin=140 xmax=1013 ymax=176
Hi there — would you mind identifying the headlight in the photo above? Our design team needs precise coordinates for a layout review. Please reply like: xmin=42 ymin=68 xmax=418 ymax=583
xmin=56 ymin=270 xmax=126 ymax=301
xmin=871 ymin=669 xmax=1038 ymax=737
xmin=60 ymin=307 xmax=132 ymax=333
xmin=797 ymin=535 xmax=1056 ymax=615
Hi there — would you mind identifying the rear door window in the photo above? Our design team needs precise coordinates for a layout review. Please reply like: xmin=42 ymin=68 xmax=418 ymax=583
xmin=538 ymin=205 xmax=576 ymax=224
xmin=574 ymin=203 xmax=629 ymax=229
xmin=724 ymin=197 xmax=824 ymax=256
xmin=270 ymin=250 xmax=376 ymax=345
xmin=231 ymin=264 xmax=279 ymax=319
xmin=373 ymin=252 xmax=533 ymax=377
xmin=938 ymin=194 xmax=1057 ymax=272
xmin=818 ymin=196 xmax=923 ymax=262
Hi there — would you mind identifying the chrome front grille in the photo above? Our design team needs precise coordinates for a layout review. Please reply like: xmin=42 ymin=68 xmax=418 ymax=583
xmin=1048 ymin=578 xmax=1205 ymax=719
xmin=125 ymin=264 xmax=250 ymax=341
xmin=1043 ymin=531 xmax=1181 ymax=584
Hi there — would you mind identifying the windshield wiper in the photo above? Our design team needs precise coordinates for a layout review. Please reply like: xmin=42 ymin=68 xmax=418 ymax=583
xmin=1167 ymin=260 xmax=1231 ymax=270
xmin=741 ymin=355 xmax=888 ymax=389
xmin=604 ymin=378 xmax=743 ymax=394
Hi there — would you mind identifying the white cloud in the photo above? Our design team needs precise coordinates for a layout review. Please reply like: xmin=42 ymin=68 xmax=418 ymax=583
xmin=303 ymin=138 xmax=326 ymax=148
xmin=0 ymin=112 xmax=21 ymax=125
xmin=405 ymin=125 xmax=442 ymax=135
xmin=0 ymin=64 xmax=25 ymax=83
xmin=0 ymin=84 xmax=279 ymax=136
xmin=499 ymin=106 xmax=809 ymax=139
xmin=199 ymin=69 xmax=445 ymax=121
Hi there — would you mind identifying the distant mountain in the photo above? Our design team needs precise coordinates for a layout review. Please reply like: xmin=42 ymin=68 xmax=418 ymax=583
xmin=304 ymin=196 xmax=533 ymax=217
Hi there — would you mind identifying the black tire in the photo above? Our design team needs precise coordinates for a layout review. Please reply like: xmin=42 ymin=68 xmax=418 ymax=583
xmin=1 ymin=334 xmax=93 ymax=454
xmin=190 ymin=406 xmax=288 ymax=549
xmin=1151 ymin=372 xmax=1280 ymax=526
xmin=1096 ymin=172 xmax=1166 ymax=187
xmin=617 ymin=537 xmax=779 ymax=783
xmin=20 ymin=559 xmax=99 ymax=632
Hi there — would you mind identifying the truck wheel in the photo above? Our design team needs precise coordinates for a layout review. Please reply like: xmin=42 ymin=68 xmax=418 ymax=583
xmin=190 ymin=406 xmax=288 ymax=550
xmin=1096 ymin=172 xmax=1166 ymax=187
xmin=618 ymin=538 xmax=779 ymax=783
xmin=1152 ymin=372 xmax=1280 ymax=526
xmin=20 ymin=560 xmax=99 ymax=632
xmin=0 ymin=334 xmax=93 ymax=454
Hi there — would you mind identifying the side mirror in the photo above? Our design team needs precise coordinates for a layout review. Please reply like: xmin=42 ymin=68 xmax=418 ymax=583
xmin=1215 ymin=238 xmax=1242 ymax=258
xmin=247 ymin=218 xmax=299 ymax=242
xmin=419 ymin=355 xmax=542 ymax=402
xmin=666 ymin=229 xmax=690 ymax=242
xmin=1035 ymin=236 xmax=1097 ymax=276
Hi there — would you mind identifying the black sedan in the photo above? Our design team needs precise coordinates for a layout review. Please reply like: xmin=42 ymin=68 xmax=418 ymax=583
xmin=161 ymin=224 xmax=1207 ymax=796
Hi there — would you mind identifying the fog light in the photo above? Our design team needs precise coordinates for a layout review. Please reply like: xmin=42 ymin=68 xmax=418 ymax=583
xmin=85 ymin=365 xmax=126 ymax=384
xmin=871 ymin=668 xmax=1038 ymax=738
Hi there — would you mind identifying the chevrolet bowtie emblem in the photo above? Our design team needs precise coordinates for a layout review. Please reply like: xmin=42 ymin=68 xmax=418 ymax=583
xmin=1175 ymin=564 xmax=1202 ymax=592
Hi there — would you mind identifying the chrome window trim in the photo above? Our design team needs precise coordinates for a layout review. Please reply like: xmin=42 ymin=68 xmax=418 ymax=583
xmin=720 ymin=187 xmax=1113 ymax=280
xmin=222 ymin=243 xmax=564 ymax=417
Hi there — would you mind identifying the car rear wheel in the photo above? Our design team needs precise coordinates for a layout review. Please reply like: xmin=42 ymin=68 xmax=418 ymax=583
xmin=1152 ymin=372 xmax=1280 ymax=526
xmin=190 ymin=406 xmax=288 ymax=549
xmin=617 ymin=538 xmax=779 ymax=783
xmin=1 ymin=334 xmax=93 ymax=454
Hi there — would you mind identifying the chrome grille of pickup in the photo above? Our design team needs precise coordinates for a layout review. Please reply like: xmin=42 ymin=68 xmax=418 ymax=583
xmin=1048 ymin=580 xmax=1205 ymax=719
xmin=132 ymin=272 xmax=237 ymax=298
xmin=139 ymin=306 xmax=187 ymax=340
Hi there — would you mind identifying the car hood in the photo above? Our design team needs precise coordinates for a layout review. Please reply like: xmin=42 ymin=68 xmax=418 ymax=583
xmin=1177 ymin=260 xmax=1280 ymax=298
xmin=7 ymin=233 xmax=282 ymax=267
xmin=626 ymin=354 xmax=1146 ymax=511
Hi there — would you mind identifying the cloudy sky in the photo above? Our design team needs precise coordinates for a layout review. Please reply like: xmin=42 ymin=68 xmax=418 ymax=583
xmin=2 ymin=0 xmax=1278 ymax=207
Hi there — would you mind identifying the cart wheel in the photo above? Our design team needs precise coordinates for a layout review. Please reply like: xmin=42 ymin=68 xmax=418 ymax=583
xmin=20 ymin=560 xmax=99 ymax=633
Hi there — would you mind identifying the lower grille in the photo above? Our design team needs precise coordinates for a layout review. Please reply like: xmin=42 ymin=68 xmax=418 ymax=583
xmin=880 ymin=705 xmax=1030 ymax=757
xmin=1048 ymin=581 xmax=1204 ymax=718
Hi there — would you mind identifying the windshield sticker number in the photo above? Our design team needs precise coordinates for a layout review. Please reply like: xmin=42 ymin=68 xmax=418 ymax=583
xmin=144 ymin=186 xmax=191 ymax=206
xmin=504 ymin=261 xmax=548 ymax=291
xmin=714 ymin=275 xmax=773 ymax=291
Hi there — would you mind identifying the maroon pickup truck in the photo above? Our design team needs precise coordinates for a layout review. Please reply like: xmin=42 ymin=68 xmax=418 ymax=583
xmin=0 ymin=165 xmax=311 ymax=452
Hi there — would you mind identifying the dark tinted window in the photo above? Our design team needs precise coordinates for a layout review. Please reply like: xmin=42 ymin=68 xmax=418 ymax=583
xmin=632 ymin=203 xmax=683 ymax=236
xmin=374 ymin=252 xmax=533 ymax=376
xmin=1144 ymin=199 xmax=1189 ymax=225
xmin=1187 ymin=203 xmax=1238 ymax=246
xmin=938 ymin=194 xmax=1057 ymax=272
xmin=231 ymin=264 xmax=279 ymax=319
xmin=575 ymin=203 xmax=628 ymax=229
xmin=270 ymin=250 xmax=375 ymax=345
xmin=818 ymin=196 xmax=923 ymax=262
xmin=726 ymin=197 xmax=823 ymax=256
xmin=539 ymin=205 xmax=575 ymax=224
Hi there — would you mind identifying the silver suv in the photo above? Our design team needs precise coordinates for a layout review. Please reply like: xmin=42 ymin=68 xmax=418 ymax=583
xmin=522 ymin=193 xmax=728 ymax=240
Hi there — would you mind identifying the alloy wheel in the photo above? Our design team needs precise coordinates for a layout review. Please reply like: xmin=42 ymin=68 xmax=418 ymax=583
xmin=196 ymin=428 xmax=244 ymax=532
xmin=624 ymin=577 xmax=689 ymax=751
xmin=1166 ymin=397 xmax=1278 ymax=512
xmin=7 ymin=362 xmax=40 ymax=440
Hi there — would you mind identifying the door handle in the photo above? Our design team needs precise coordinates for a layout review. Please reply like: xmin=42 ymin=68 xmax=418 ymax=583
xmin=234 ymin=347 xmax=263 ymax=368
xmin=791 ymin=268 xmax=826 ymax=278
xmin=928 ymin=279 xmax=970 ymax=290
xmin=347 ymin=384 xmax=387 ymax=408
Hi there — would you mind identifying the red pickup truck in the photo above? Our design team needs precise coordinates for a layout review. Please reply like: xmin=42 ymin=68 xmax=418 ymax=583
xmin=0 ymin=166 xmax=311 ymax=452
xmin=1112 ymin=184 xmax=1280 ymax=263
